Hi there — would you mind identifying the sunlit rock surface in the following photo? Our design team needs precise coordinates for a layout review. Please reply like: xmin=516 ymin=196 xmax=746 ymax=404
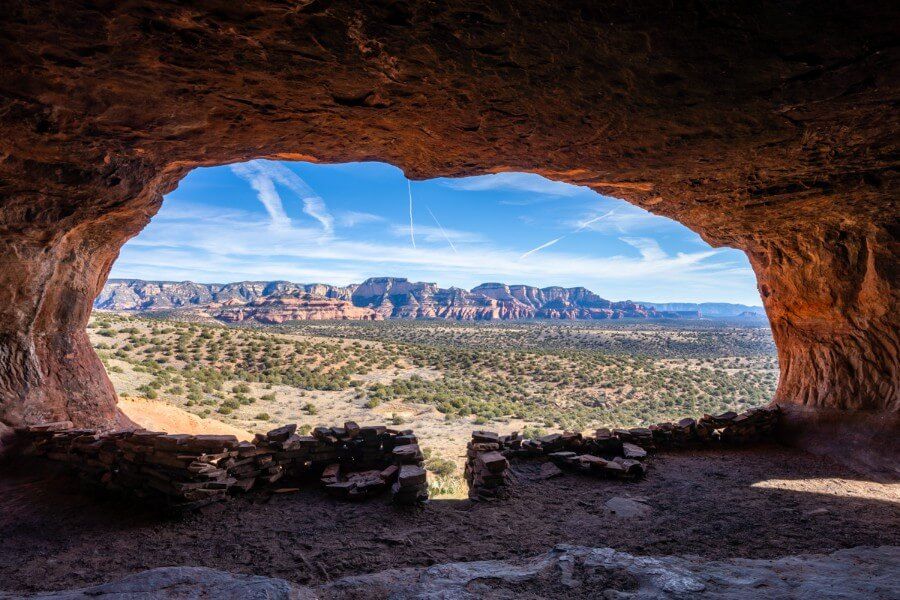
xmin=96 ymin=277 xmax=679 ymax=321
xmin=215 ymin=292 xmax=380 ymax=323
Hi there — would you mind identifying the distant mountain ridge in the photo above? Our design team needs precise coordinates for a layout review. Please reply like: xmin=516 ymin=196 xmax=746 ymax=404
xmin=95 ymin=278 xmax=764 ymax=322
xmin=96 ymin=279 xmax=354 ymax=311
xmin=639 ymin=302 xmax=766 ymax=317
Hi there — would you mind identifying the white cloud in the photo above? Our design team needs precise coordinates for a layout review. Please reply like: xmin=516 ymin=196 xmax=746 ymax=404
xmin=441 ymin=172 xmax=586 ymax=197
xmin=573 ymin=210 xmax=614 ymax=232
xmin=520 ymin=210 xmax=614 ymax=260
xmin=621 ymin=237 xmax=668 ymax=262
xmin=114 ymin=162 xmax=762 ymax=304
xmin=337 ymin=210 xmax=385 ymax=227
xmin=230 ymin=160 xmax=334 ymax=235
xmin=229 ymin=162 xmax=291 ymax=229
xmin=407 ymin=179 xmax=416 ymax=249
xmin=115 ymin=199 xmax=759 ymax=303
xmin=567 ymin=204 xmax=677 ymax=236
xmin=388 ymin=224 xmax=484 ymax=244
xmin=116 ymin=249 xmax=369 ymax=286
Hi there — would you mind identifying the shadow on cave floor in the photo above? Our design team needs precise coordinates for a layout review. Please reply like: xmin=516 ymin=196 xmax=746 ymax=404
xmin=0 ymin=444 xmax=897 ymax=593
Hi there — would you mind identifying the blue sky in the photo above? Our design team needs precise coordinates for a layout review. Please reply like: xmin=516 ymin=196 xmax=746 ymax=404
xmin=112 ymin=160 xmax=762 ymax=305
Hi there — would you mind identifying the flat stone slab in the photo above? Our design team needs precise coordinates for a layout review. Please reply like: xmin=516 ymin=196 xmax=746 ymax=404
xmin=2 ymin=566 xmax=313 ymax=599
xmin=6 ymin=546 xmax=898 ymax=599
xmin=605 ymin=496 xmax=653 ymax=518
xmin=537 ymin=462 xmax=564 ymax=479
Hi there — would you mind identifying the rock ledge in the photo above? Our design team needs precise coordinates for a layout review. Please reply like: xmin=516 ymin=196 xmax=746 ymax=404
xmin=7 ymin=545 xmax=897 ymax=599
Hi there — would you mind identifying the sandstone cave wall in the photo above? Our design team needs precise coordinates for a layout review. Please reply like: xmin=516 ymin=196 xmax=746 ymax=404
xmin=0 ymin=1 xmax=897 ymax=458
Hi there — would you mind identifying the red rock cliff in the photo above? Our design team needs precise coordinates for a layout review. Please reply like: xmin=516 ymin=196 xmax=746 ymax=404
xmin=0 ymin=1 xmax=896 ymax=468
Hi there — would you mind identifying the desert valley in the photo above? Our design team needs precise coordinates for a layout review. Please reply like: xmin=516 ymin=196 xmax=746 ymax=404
xmin=89 ymin=278 xmax=776 ymax=497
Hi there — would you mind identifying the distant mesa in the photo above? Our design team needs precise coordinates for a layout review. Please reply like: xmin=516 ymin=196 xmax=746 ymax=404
xmin=95 ymin=278 xmax=764 ymax=323
xmin=216 ymin=292 xmax=380 ymax=324
xmin=638 ymin=302 xmax=766 ymax=318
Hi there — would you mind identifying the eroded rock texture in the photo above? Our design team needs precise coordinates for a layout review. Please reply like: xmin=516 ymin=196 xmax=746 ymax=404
xmin=5 ymin=545 xmax=899 ymax=599
xmin=0 ymin=2 xmax=897 ymax=457
xmin=215 ymin=293 xmax=381 ymax=323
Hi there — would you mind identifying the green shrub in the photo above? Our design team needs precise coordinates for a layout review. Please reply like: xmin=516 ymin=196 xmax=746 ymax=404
xmin=428 ymin=474 xmax=464 ymax=498
xmin=426 ymin=455 xmax=456 ymax=477
xmin=522 ymin=426 xmax=546 ymax=440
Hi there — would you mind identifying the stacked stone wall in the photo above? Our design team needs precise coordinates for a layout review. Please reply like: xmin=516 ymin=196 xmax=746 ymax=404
xmin=15 ymin=421 xmax=428 ymax=510
xmin=464 ymin=431 xmax=513 ymax=500
xmin=464 ymin=407 xmax=780 ymax=498
xmin=14 ymin=407 xmax=779 ymax=508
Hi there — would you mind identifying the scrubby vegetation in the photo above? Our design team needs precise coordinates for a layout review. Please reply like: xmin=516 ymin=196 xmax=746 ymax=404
xmin=282 ymin=319 xmax=778 ymax=431
xmin=89 ymin=313 xmax=778 ymax=497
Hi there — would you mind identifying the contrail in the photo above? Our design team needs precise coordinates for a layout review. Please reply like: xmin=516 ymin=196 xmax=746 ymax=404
xmin=519 ymin=210 xmax=614 ymax=260
xmin=574 ymin=210 xmax=615 ymax=232
xmin=519 ymin=236 xmax=564 ymax=259
xmin=407 ymin=179 xmax=416 ymax=249
xmin=426 ymin=206 xmax=457 ymax=253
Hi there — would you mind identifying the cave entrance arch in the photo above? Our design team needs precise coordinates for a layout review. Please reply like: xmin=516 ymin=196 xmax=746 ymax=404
xmin=92 ymin=160 xmax=777 ymax=444
xmin=0 ymin=1 xmax=896 ymax=476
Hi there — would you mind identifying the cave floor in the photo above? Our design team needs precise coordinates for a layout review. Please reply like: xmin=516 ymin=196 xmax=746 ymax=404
xmin=0 ymin=444 xmax=897 ymax=593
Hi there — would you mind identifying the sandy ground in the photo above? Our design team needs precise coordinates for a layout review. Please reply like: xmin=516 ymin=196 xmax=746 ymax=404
xmin=1 ymin=445 xmax=896 ymax=593
xmin=118 ymin=396 xmax=253 ymax=440
xmin=111 ymin=369 xmax=525 ymax=476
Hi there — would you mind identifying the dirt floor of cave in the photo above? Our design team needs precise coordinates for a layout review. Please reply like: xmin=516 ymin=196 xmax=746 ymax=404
xmin=0 ymin=445 xmax=897 ymax=593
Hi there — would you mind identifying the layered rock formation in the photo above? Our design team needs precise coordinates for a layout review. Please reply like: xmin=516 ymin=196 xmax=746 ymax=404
xmin=215 ymin=293 xmax=379 ymax=324
xmin=97 ymin=277 xmax=688 ymax=321
xmin=352 ymin=278 xmax=671 ymax=320
xmin=96 ymin=280 xmax=353 ymax=311
xmin=0 ymin=1 xmax=896 ymax=466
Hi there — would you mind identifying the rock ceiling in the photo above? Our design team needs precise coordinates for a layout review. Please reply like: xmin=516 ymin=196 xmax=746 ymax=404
xmin=0 ymin=1 xmax=896 ymax=462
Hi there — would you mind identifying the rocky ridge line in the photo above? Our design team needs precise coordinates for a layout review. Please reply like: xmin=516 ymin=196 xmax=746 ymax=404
xmin=93 ymin=277 xmax=750 ymax=323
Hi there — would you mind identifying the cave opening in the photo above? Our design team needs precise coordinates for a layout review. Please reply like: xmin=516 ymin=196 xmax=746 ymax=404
xmin=1 ymin=1 xmax=897 ymax=593
xmin=84 ymin=159 xmax=782 ymax=497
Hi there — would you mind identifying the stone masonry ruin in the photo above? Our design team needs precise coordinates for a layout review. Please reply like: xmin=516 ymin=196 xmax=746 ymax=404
xmin=15 ymin=406 xmax=779 ymax=511
xmin=16 ymin=421 xmax=429 ymax=510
